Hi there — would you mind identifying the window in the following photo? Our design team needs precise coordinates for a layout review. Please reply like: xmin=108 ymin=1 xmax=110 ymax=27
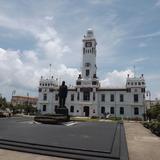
xmin=55 ymin=94 xmax=58 ymax=101
xmin=71 ymin=94 xmax=74 ymax=101
xmin=127 ymin=82 xmax=130 ymax=85
xmin=39 ymin=88 xmax=42 ymax=92
xmin=85 ymin=63 xmax=90 ymax=67
xmin=86 ymin=69 xmax=90 ymax=76
xmin=55 ymin=105 xmax=58 ymax=110
xmin=120 ymin=107 xmax=124 ymax=115
xmin=77 ymin=92 xmax=80 ymax=101
xmin=138 ymin=82 xmax=141 ymax=85
xmin=135 ymin=82 xmax=137 ymax=85
xmin=110 ymin=107 xmax=114 ymax=114
xmin=110 ymin=94 xmax=114 ymax=102
xmin=83 ymin=91 xmax=90 ymax=101
xmin=43 ymin=93 xmax=47 ymax=101
xmin=93 ymin=92 xmax=95 ymax=101
xmin=49 ymin=88 xmax=54 ymax=92
xmin=141 ymin=88 xmax=145 ymax=93
xmin=43 ymin=105 xmax=46 ymax=111
xmin=101 ymin=107 xmax=105 ymax=114
xmin=134 ymin=94 xmax=139 ymax=102
xmin=127 ymin=88 xmax=131 ymax=92
xmin=92 ymin=81 xmax=97 ymax=85
xmin=120 ymin=94 xmax=124 ymax=102
xmin=134 ymin=107 xmax=139 ymax=115
xmin=76 ymin=81 xmax=81 ymax=85
xmin=101 ymin=94 xmax=105 ymax=102
xmin=70 ymin=106 xmax=74 ymax=113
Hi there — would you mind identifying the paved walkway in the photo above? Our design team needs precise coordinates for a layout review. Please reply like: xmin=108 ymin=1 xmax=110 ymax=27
xmin=0 ymin=149 xmax=69 ymax=160
xmin=124 ymin=121 xmax=160 ymax=160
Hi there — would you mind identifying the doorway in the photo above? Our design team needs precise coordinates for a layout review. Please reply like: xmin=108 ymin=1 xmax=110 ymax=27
xmin=83 ymin=106 xmax=89 ymax=117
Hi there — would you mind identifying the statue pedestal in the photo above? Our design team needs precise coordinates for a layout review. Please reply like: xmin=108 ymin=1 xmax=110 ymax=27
xmin=34 ymin=107 xmax=70 ymax=124
xmin=55 ymin=107 xmax=69 ymax=116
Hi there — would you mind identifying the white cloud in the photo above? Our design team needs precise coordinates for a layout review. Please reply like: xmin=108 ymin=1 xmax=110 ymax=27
xmin=57 ymin=64 xmax=80 ymax=85
xmin=132 ymin=57 xmax=148 ymax=64
xmin=100 ymin=69 xmax=134 ymax=87
xmin=0 ymin=47 xmax=79 ymax=99
xmin=0 ymin=14 xmax=71 ymax=60
xmin=126 ymin=31 xmax=160 ymax=40
xmin=44 ymin=16 xmax=53 ymax=21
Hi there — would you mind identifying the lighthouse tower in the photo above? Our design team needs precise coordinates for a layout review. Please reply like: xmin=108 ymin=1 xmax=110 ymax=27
xmin=82 ymin=28 xmax=97 ymax=80
xmin=76 ymin=29 xmax=99 ymax=88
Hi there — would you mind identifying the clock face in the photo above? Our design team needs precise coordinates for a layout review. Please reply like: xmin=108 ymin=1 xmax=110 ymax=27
xmin=85 ymin=42 xmax=92 ymax=47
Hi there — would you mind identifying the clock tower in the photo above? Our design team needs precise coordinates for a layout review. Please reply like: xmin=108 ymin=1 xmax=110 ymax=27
xmin=76 ymin=28 xmax=99 ymax=89
xmin=82 ymin=28 xmax=97 ymax=80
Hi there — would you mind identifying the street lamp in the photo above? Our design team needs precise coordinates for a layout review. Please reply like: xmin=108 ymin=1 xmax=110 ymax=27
xmin=146 ymin=90 xmax=151 ymax=108
xmin=27 ymin=92 xmax=29 ymax=115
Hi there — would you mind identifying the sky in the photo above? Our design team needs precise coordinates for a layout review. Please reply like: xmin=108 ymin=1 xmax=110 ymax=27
xmin=0 ymin=0 xmax=160 ymax=101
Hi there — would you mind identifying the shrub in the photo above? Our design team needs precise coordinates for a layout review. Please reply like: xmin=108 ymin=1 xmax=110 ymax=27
xmin=91 ymin=116 xmax=99 ymax=119
xmin=143 ymin=121 xmax=160 ymax=136
xmin=108 ymin=117 xmax=122 ymax=121
xmin=157 ymin=114 xmax=160 ymax=122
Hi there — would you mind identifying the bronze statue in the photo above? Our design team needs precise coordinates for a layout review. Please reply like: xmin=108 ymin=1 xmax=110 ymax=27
xmin=58 ymin=81 xmax=68 ymax=108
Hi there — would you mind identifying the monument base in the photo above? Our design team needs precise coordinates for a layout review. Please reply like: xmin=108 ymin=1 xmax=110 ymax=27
xmin=55 ymin=107 xmax=69 ymax=116
xmin=34 ymin=107 xmax=70 ymax=124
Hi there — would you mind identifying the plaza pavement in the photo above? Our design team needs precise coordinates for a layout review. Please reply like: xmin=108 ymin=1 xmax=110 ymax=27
xmin=1 ymin=117 xmax=160 ymax=160
xmin=124 ymin=121 xmax=160 ymax=160
xmin=0 ymin=117 xmax=128 ymax=160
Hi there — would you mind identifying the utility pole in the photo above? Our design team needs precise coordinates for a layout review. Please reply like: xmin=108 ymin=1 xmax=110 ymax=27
xmin=27 ymin=92 xmax=29 ymax=115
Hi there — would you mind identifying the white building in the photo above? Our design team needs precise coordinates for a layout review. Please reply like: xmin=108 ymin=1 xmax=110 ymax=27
xmin=37 ymin=29 xmax=146 ymax=119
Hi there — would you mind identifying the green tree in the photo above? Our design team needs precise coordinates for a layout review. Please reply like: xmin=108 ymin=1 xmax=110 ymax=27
xmin=146 ymin=105 xmax=160 ymax=121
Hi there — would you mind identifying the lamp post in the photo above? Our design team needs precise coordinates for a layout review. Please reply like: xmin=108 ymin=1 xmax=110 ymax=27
xmin=146 ymin=90 xmax=151 ymax=108
xmin=146 ymin=90 xmax=151 ymax=121
xmin=11 ymin=90 xmax=16 ymax=114
xmin=27 ymin=92 xmax=29 ymax=115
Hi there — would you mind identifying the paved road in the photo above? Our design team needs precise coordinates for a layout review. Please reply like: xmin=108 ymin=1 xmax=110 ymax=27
xmin=124 ymin=121 xmax=160 ymax=160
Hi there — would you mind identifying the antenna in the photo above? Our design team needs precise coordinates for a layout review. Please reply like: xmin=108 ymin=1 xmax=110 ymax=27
xmin=133 ymin=65 xmax=136 ymax=78
xmin=49 ymin=64 xmax=51 ymax=78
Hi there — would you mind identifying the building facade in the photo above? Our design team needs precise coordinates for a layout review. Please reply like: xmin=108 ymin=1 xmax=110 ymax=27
xmin=11 ymin=96 xmax=38 ymax=107
xmin=37 ymin=29 xmax=146 ymax=119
